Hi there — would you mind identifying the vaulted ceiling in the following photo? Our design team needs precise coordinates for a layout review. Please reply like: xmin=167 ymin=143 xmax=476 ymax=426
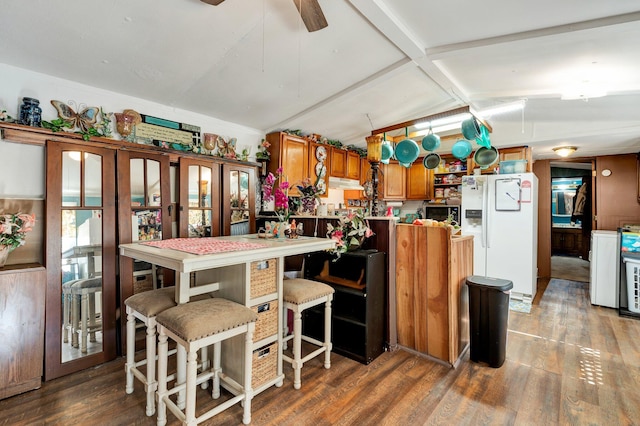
xmin=1 ymin=0 xmax=639 ymax=159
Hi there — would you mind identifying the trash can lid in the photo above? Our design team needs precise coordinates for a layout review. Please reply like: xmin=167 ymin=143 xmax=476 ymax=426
xmin=466 ymin=275 xmax=513 ymax=291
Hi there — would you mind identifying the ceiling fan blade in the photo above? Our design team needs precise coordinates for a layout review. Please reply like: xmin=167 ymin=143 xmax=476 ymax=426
xmin=293 ymin=0 xmax=328 ymax=32
xmin=201 ymin=0 xmax=225 ymax=5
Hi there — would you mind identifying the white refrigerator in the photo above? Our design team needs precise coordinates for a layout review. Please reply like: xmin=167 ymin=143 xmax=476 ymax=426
xmin=589 ymin=230 xmax=619 ymax=308
xmin=461 ymin=173 xmax=539 ymax=301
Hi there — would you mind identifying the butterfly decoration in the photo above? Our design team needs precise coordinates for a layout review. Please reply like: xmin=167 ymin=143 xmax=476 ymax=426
xmin=216 ymin=136 xmax=237 ymax=159
xmin=51 ymin=100 xmax=100 ymax=133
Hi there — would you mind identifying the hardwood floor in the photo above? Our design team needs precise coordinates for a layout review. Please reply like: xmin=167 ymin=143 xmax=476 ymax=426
xmin=2 ymin=277 xmax=639 ymax=425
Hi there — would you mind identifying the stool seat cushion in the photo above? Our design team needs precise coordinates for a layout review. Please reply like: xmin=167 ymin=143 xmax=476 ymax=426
xmin=156 ymin=298 xmax=258 ymax=342
xmin=71 ymin=277 xmax=102 ymax=290
xmin=125 ymin=287 xmax=177 ymax=317
xmin=283 ymin=279 xmax=335 ymax=305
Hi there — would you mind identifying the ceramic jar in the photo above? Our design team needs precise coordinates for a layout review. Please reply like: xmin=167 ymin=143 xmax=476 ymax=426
xmin=18 ymin=97 xmax=42 ymax=127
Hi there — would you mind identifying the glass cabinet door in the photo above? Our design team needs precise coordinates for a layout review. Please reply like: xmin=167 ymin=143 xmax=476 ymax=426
xmin=45 ymin=142 xmax=117 ymax=380
xmin=179 ymin=158 xmax=220 ymax=237
xmin=222 ymin=164 xmax=256 ymax=236
xmin=117 ymin=150 xmax=172 ymax=353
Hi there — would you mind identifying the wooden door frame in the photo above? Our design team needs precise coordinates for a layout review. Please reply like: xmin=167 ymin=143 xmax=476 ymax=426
xmin=44 ymin=141 xmax=117 ymax=380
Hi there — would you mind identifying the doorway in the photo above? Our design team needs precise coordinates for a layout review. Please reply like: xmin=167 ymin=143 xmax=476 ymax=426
xmin=550 ymin=161 xmax=593 ymax=282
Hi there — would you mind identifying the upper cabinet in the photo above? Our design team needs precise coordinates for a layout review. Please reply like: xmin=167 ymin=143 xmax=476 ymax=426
xmin=347 ymin=151 xmax=361 ymax=181
xmin=265 ymin=132 xmax=309 ymax=197
xmin=407 ymin=160 xmax=433 ymax=200
xmin=330 ymin=147 xmax=347 ymax=178
xmin=382 ymin=162 xmax=406 ymax=200
xmin=222 ymin=163 xmax=256 ymax=235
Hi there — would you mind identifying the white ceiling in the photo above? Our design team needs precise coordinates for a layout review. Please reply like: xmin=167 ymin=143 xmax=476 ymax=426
xmin=1 ymin=0 xmax=639 ymax=160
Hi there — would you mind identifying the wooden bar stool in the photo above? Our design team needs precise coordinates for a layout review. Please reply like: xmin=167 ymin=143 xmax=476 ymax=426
xmin=124 ymin=286 xmax=178 ymax=416
xmin=70 ymin=277 xmax=102 ymax=354
xmin=282 ymin=278 xmax=334 ymax=390
xmin=156 ymin=298 xmax=257 ymax=426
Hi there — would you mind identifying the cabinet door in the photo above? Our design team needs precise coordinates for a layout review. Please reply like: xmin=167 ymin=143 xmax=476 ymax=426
xmin=330 ymin=147 xmax=347 ymax=178
xmin=360 ymin=158 xmax=371 ymax=185
xmin=117 ymin=150 xmax=173 ymax=354
xmin=222 ymin=163 xmax=257 ymax=236
xmin=179 ymin=158 xmax=221 ymax=237
xmin=347 ymin=151 xmax=361 ymax=180
xmin=45 ymin=141 xmax=117 ymax=380
xmin=407 ymin=161 xmax=433 ymax=199
xmin=382 ymin=162 xmax=406 ymax=200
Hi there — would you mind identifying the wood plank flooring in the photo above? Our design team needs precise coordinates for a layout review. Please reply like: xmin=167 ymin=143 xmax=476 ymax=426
xmin=2 ymin=277 xmax=639 ymax=425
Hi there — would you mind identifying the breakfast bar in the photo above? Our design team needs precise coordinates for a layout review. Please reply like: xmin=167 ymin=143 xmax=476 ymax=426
xmin=119 ymin=235 xmax=336 ymax=395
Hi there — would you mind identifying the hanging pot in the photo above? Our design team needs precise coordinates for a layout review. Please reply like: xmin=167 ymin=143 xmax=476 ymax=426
xmin=475 ymin=125 xmax=491 ymax=149
xmin=474 ymin=146 xmax=499 ymax=167
xmin=395 ymin=139 xmax=420 ymax=164
xmin=452 ymin=139 xmax=473 ymax=160
xmin=421 ymin=131 xmax=440 ymax=152
xmin=461 ymin=117 xmax=481 ymax=140
xmin=381 ymin=141 xmax=394 ymax=161
xmin=423 ymin=152 xmax=441 ymax=170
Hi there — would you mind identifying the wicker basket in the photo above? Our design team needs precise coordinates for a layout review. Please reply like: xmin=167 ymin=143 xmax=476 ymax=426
xmin=252 ymin=342 xmax=278 ymax=389
xmin=250 ymin=259 xmax=277 ymax=298
xmin=133 ymin=274 xmax=153 ymax=294
xmin=251 ymin=300 xmax=278 ymax=342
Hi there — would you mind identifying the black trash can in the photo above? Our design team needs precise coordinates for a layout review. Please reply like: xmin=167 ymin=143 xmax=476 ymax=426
xmin=466 ymin=275 xmax=513 ymax=368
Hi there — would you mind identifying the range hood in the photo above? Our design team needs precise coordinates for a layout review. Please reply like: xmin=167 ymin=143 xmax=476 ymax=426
xmin=328 ymin=177 xmax=363 ymax=190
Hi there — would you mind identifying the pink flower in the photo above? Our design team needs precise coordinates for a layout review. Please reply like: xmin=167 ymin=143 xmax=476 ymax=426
xmin=365 ymin=227 xmax=374 ymax=238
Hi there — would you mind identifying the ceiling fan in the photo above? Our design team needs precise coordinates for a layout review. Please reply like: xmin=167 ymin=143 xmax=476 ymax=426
xmin=200 ymin=0 xmax=328 ymax=32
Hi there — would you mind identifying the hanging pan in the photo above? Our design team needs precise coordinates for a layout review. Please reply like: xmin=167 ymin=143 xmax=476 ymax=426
xmin=423 ymin=152 xmax=441 ymax=170
xmin=474 ymin=146 xmax=499 ymax=167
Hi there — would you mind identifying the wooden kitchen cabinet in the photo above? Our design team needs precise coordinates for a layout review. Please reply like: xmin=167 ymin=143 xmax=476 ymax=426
xmin=382 ymin=162 xmax=406 ymax=200
xmin=551 ymin=227 xmax=583 ymax=256
xmin=330 ymin=147 xmax=347 ymax=178
xmin=0 ymin=264 xmax=46 ymax=399
xmin=395 ymin=224 xmax=472 ymax=366
xmin=265 ymin=132 xmax=309 ymax=196
xmin=346 ymin=151 xmax=361 ymax=180
xmin=407 ymin=160 xmax=433 ymax=199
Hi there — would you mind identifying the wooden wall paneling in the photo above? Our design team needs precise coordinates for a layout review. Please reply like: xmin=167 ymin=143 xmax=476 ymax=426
xmin=533 ymin=159 xmax=551 ymax=278
xmin=395 ymin=224 xmax=415 ymax=348
xmin=414 ymin=226 xmax=429 ymax=353
xmin=596 ymin=154 xmax=640 ymax=230
xmin=425 ymin=227 xmax=449 ymax=361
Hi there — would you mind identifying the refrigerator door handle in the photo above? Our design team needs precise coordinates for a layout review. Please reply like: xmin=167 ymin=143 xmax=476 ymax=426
xmin=482 ymin=179 xmax=489 ymax=248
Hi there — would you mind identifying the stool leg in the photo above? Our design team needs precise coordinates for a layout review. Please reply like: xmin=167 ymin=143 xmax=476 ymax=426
xmin=200 ymin=346 xmax=209 ymax=390
xmin=156 ymin=330 xmax=168 ymax=426
xmin=292 ymin=308 xmax=303 ymax=390
xmin=125 ymin=308 xmax=135 ymax=394
xmin=72 ymin=295 xmax=79 ymax=348
xmin=88 ymin=292 xmax=97 ymax=342
xmin=242 ymin=325 xmax=254 ymax=425
xmin=63 ymin=292 xmax=69 ymax=343
xmin=80 ymin=293 xmax=88 ymax=354
xmin=212 ymin=342 xmax=221 ymax=399
xmin=145 ymin=319 xmax=157 ymax=416
xmin=184 ymin=350 xmax=198 ymax=425
xmin=176 ymin=345 xmax=187 ymax=410
xmin=324 ymin=297 xmax=332 ymax=369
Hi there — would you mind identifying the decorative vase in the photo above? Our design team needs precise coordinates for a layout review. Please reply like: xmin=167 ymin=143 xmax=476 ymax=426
xmin=0 ymin=245 xmax=14 ymax=268
xmin=300 ymin=197 xmax=317 ymax=215
xmin=114 ymin=113 xmax=135 ymax=137
xmin=18 ymin=97 xmax=42 ymax=127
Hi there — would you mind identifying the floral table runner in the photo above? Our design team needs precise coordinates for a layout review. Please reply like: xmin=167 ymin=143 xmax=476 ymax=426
xmin=142 ymin=238 xmax=267 ymax=255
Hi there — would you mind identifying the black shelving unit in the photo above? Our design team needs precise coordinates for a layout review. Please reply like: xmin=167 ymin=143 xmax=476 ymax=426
xmin=303 ymin=249 xmax=386 ymax=364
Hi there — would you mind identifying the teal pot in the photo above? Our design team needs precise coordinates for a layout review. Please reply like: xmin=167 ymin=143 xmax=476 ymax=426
xmin=395 ymin=139 xmax=420 ymax=164
xmin=452 ymin=139 xmax=473 ymax=160
xmin=475 ymin=125 xmax=491 ymax=149
xmin=421 ymin=133 xmax=441 ymax=151
xmin=474 ymin=146 xmax=499 ymax=167
xmin=461 ymin=118 xmax=481 ymax=140
xmin=423 ymin=152 xmax=441 ymax=170
xmin=381 ymin=141 xmax=394 ymax=161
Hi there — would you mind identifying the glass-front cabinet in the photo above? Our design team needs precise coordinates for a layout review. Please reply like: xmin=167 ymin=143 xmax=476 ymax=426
xmin=222 ymin=164 xmax=256 ymax=236
xmin=117 ymin=150 xmax=172 ymax=352
xmin=45 ymin=141 xmax=117 ymax=380
xmin=179 ymin=158 xmax=221 ymax=237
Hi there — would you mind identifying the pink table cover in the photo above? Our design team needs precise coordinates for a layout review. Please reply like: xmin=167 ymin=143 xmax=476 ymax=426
xmin=142 ymin=238 xmax=267 ymax=255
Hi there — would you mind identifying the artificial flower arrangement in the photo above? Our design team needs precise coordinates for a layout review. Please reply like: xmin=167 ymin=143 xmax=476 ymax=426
xmin=0 ymin=213 xmax=36 ymax=250
xmin=262 ymin=167 xmax=290 ymax=223
xmin=296 ymin=175 xmax=323 ymax=214
xmin=256 ymin=139 xmax=271 ymax=160
xmin=326 ymin=209 xmax=374 ymax=258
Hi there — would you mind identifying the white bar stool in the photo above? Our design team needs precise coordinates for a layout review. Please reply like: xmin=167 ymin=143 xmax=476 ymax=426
xmin=124 ymin=286 xmax=178 ymax=416
xmin=156 ymin=298 xmax=257 ymax=426
xmin=71 ymin=277 xmax=102 ymax=354
xmin=282 ymin=278 xmax=335 ymax=390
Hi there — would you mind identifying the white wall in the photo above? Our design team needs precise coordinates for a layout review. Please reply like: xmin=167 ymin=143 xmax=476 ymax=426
xmin=0 ymin=62 xmax=264 ymax=159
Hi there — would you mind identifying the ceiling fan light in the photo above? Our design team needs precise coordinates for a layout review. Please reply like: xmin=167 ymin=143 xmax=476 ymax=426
xmin=553 ymin=146 xmax=577 ymax=157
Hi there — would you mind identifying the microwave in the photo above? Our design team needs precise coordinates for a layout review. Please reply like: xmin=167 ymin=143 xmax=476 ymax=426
xmin=423 ymin=205 xmax=459 ymax=223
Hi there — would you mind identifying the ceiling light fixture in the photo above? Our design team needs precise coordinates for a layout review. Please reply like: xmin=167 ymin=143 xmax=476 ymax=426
xmin=553 ymin=146 xmax=577 ymax=157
